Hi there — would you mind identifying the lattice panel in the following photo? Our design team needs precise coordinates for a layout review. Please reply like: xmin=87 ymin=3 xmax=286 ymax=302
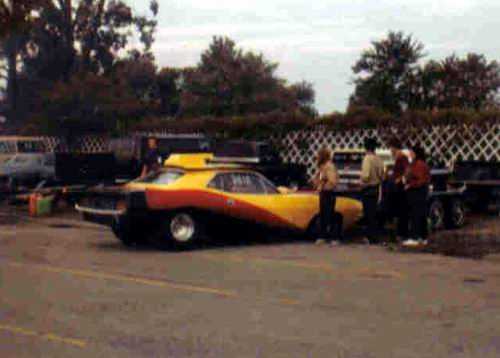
xmin=272 ymin=123 xmax=500 ymax=179
xmin=38 ymin=124 xmax=499 ymax=179
xmin=42 ymin=136 xmax=108 ymax=153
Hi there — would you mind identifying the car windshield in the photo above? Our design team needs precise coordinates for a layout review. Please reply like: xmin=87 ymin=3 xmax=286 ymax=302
xmin=134 ymin=169 xmax=184 ymax=185
xmin=5 ymin=155 xmax=31 ymax=165
xmin=17 ymin=141 xmax=45 ymax=153
xmin=333 ymin=153 xmax=363 ymax=170
xmin=0 ymin=142 xmax=15 ymax=154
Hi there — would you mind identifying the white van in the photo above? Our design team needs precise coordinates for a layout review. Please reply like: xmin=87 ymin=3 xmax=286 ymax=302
xmin=0 ymin=136 xmax=47 ymax=163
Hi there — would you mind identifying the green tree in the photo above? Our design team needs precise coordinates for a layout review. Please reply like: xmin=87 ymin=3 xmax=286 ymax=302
xmin=7 ymin=0 xmax=158 ymax=129
xmin=0 ymin=0 xmax=46 ymax=124
xmin=405 ymin=54 xmax=500 ymax=111
xmin=113 ymin=50 xmax=157 ymax=104
xmin=436 ymin=54 xmax=500 ymax=110
xmin=34 ymin=71 xmax=146 ymax=136
xmin=350 ymin=31 xmax=425 ymax=113
xmin=156 ymin=67 xmax=186 ymax=116
xmin=181 ymin=36 xmax=316 ymax=117
xmin=22 ymin=0 xmax=158 ymax=82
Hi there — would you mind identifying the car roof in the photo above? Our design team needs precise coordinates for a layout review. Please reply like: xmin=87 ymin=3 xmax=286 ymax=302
xmin=334 ymin=148 xmax=393 ymax=156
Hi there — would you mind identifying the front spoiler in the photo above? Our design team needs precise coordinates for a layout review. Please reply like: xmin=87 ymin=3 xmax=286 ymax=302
xmin=75 ymin=190 xmax=147 ymax=226
xmin=75 ymin=204 xmax=126 ymax=216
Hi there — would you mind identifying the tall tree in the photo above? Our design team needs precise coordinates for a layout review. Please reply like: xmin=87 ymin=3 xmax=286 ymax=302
xmin=181 ymin=36 xmax=315 ymax=117
xmin=156 ymin=67 xmax=186 ymax=116
xmin=436 ymin=54 xmax=500 ymax=110
xmin=8 ymin=0 xmax=158 ymax=128
xmin=350 ymin=31 xmax=425 ymax=113
xmin=405 ymin=54 xmax=500 ymax=111
xmin=23 ymin=0 xmax=158 ymax=82
xmin=114 ymin=50 xmax=157 ymax=104
xmin=0 ymin=0 xmax=46 ymax=124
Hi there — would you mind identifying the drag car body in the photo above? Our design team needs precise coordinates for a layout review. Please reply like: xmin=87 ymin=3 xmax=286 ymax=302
xmin=77 ymin=154 xmax=363 ymax=248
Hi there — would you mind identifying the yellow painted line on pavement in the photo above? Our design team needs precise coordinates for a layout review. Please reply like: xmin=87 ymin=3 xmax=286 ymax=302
xmin=6 ymin=261 xmax=305 ymax=308
xmin=8 ymin=262 xmax=237 ymax=298
xmin=0 ymin=324 xmax=87 ymax=348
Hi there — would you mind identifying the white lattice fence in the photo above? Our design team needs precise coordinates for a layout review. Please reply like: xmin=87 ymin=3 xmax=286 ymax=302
xmin=38 ymin=123 xmax=499 ymax=179
xmin=41 ymin=136 xmax=109 ymax=153
xmin=272 ymin=123 xmax=500 ymax=179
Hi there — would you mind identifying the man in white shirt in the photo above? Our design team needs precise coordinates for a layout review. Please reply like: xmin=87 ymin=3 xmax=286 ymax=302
xmin=361 ymin=138 xmax=384 ymax=244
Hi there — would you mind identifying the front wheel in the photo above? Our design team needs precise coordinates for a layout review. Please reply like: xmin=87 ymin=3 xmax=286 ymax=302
xmin=111 ymin=216 xmax=138 ymax=247
xmin=156 ymin=211 xmax=204 ymax=250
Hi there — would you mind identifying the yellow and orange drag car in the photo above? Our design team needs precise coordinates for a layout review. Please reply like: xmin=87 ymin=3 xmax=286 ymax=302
xmin=76 ymin=154 xmax=363 ymax=248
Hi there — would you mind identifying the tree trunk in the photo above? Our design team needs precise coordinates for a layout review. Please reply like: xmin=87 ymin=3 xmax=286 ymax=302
xmin=6 ymin=39 xmax=18 ymax=125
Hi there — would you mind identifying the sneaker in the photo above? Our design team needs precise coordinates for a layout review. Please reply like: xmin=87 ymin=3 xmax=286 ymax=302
xmin=402 ymin=239 xmax=420 ymax=247
xmin=361 ymin=238 xmax=371 ymax=245
xmin=315 ymin=239 xmax=326 ymax=245
xmin=329 ymin=240 xmax=340 ymax=246
xmin=418 ymin=239 xmax=428 ymax=245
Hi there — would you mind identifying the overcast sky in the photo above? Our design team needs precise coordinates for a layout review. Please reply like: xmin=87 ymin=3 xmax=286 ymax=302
xmin=131 ymin=0 xmax=500 ymax=114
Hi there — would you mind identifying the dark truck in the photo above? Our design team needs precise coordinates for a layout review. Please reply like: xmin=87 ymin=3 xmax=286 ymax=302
xmin=109 ymin=134 xmax=213 ymax=180
xmin=108 ymin=136 xmax=308 ymax=188
xmin=451 ymin=161 xmax=500 ymax=213
xmin=212 ymin=140 xmax=309 ymax=189
xmin=333 ymin=149 xmax=466 ymax=232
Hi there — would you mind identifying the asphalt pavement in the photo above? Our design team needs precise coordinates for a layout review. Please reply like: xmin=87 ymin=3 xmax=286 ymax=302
xmin=1 ymin=208 xmax=500 ymax=357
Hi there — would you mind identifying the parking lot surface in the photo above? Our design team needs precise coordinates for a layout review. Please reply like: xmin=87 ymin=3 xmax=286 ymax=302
xmin=1 ymin=208 xmax=500 ymax=357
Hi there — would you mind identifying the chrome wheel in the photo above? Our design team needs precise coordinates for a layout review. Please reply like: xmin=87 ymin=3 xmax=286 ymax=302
xmin=428 ymin=200 xmax=445 ymax=231
xmin=170 ymin=213 xmax=196 ymax=243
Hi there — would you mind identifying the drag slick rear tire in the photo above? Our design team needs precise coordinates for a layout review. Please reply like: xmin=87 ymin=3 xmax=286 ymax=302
xmin=155 ymin=211 xmax=204 ymax=250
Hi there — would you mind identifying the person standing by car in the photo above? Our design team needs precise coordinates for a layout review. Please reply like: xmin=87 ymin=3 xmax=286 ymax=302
xmin=360 ymin=138 xmax=385 ymax=244
xmin=403 ymin=145 xmax=431 ymax=246
xmin=141 ymin=137 xmax=162 ymax=178
xmin=313 ymin=147 xmax=341 ymax=246
xmin=388 ymin=138 xmax=410 ymax=241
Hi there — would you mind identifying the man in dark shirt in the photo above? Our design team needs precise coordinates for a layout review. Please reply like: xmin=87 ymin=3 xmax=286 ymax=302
xmin=389 ymin=138 xmax=409 ymax=241
xmin=141 ymin=137 xmax=162 ymax=178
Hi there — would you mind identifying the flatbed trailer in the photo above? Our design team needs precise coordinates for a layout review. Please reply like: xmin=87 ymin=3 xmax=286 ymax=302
xmin=451 ymin=161 xmax=500 ymax=213
xmin=334 ymin=183 xmax=466 ymax=232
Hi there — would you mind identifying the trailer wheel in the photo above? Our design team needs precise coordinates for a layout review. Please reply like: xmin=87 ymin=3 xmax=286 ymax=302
xmin=428 ymin=199 xmax=445 ymax=232
xmin=445 ymin=199 xmax=466 ymax=229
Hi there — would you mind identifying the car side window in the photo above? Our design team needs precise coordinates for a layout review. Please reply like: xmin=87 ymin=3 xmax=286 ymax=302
xmin=209 ymin=172 xmax=267 ymax=194
xmin=0 ymin=142 xmax=10 ymax=153
xmin=259 ymin=176 xmax=279 ymax=194
xmin=207 ymin=173 xmax=228 ymax=191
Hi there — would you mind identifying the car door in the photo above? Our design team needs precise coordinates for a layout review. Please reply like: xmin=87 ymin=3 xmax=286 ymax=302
xmin=207 ymin=172 xmax=286 ymax=228
xmin=258 ymin=175 xmax=318 ymax=231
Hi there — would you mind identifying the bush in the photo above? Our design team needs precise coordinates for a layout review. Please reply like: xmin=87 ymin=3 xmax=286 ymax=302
xmin=26 ymin=106 xmax=500 ymax=139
